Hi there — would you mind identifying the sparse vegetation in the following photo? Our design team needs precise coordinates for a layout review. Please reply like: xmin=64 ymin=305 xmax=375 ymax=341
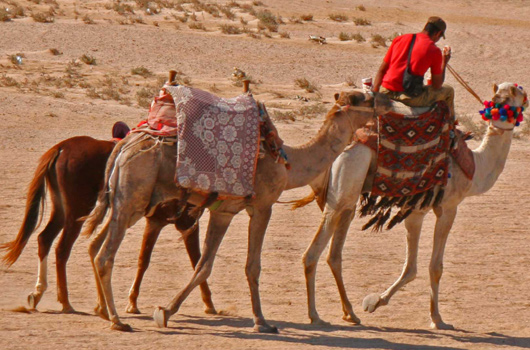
xmin=356 ymin=5 xmax=366 ymax=11
xmin=189 ymin=22 xmax=206 ymax=30
xmin=329 ymin=13 xmax=348 ymax=22
xmin=353 ymin=17 xmax=371 ymax=26
xmin=131 ymin=66 xmax=153 ymax=77
xmin=300 ymin=14 xmax=313 ymax=21
xmin=295 ymin=77 xmax=319 ymax=93
xmin=252 ymin=1 xmax=264 ymax=6
xmin=136 ymin=86 xmax=158 ymax=108
xmin=220 ymin=6 xmax=236 ymax=20
xmin=49 ymin=48 xmax=62 ymax=55
xmin=255 ymin=9 xmax=279 ymax=32
xmin=0 ymin=74 xmax=19 ymax=87
xmin=80 ymin=54 xmax=97 ymax=65
xmin=338 ymin=32 xmax=351 ymax=41
xmin=31 ymin=11 xmax=54 ymax=23
xmin=371 ymin=34 xmax=386 ymax=47
xmin=288 ymin=16 xmax=302 ymax=24
xmin=82 ymin=14 xmax=95 ymax=24
xmin=220 ymin=24 xmax=242 ymax=34
xmin=1 ymin=7 xmax=11 ymax=21
xmin=279 ymin=31 xmax=290 ymax=39
xmin=352 ymin=33 xmax=365 ymax=42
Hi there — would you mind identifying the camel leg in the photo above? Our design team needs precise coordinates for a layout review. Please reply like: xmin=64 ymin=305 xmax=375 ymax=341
xmin=302 ymin=210 xmax=336 ymax=325
xmin=363 ymin=211 xmax=426 ymax=313
xmin=94 ymin=210 xmax=133 ymax=332
xmin=245 ymin=206 xmax=278 ymax=333
xmin=153 ymin=211 xmax=234 ymax=328
xmin=326 ymin=208 xmax=359 ymax=324
xmin=182 ymin=223 xmax=217 ymax=315
xmin=429 ymin=206 xmax=457 ymax=330
xmin=29 ymin=209 xmax=64 ymax=309
xmin=126 ymin=216 xmax=164 ymax=314
xmin=88 ymin=220 xmax=111 ymax=321
xmin=55 ymin=216 xmax=83 ymax=313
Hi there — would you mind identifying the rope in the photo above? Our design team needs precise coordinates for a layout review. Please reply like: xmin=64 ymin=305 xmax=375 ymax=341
xmin=446 ymin=64 xmax=483 ymax=105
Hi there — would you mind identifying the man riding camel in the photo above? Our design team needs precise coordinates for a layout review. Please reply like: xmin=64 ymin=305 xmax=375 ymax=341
xmin=372 ymin=17 xmax=454 ymax=117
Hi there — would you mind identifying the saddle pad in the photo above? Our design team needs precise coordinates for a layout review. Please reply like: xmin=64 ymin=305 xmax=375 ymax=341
xmin=165 ymin=85 xmax=260 ymax=198
xmin=371 ymin=101 xmax=453 ymax=197
xmin=451 ymin=130 xmax=475 ymax=180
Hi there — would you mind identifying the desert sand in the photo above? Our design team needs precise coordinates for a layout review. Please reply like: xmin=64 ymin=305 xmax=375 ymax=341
xmin=1 ymin=0 xmax=529 ymax=349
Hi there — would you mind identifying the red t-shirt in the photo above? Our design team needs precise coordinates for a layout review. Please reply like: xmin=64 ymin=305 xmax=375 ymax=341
xmin=382 ymin=33 xmax=443 ymax=92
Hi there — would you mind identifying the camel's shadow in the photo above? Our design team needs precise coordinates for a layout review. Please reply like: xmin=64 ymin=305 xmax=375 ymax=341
xmin=157 ymin=314 xmax=530 ymax=350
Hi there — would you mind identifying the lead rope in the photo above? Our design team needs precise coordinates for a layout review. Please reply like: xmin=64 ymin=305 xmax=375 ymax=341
xmin=446 ymin=64 xmax=483 ymax=105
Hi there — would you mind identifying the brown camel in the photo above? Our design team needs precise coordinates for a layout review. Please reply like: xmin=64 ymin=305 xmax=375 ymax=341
xmin=81 ymin=89 xmax=393 ymax=332
xmin=0 ymin=135 xmax=215 ymax=315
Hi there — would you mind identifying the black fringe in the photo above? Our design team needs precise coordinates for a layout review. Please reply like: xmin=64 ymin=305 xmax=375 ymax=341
xmin=433 ymin=188 xmax=445 ymax=208
xmin=362 ymin=210 xmax=382 ymax=231
xmin=373 ymin=207 xmax=392 ymax=232
xmin=406 ymin=192 xmax=424 ymax=208
xmin=360 ymin=193 xmax=370 ymax=207
xmin=373 ymin=196 xmax=390 ymax=212
xmin=420 ymin=188 xmax=434 ymax=209
xmin=360 ymin=195 xmax=378 ymax=217
xmin=397 ymin=196 xmax=409 ymax=208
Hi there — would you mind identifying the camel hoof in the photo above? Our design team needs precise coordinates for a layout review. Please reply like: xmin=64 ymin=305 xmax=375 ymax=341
xmin=431 ymin=321 xmax=455 ymax=330
xmin=94 ymin=305 xmax=110 ymax=321
xmin=204 ymin=307 xmax=217 ymax=315
xmin=342 ymin=314 xmax=361 ymax=324
xmin=254 ymin=324 xmax=279 ymax=333
xmin=153 ymin=307 xmax=168 ymax=328
xmin=362 ymin=293 xmax=382 ymax=313
xmin=61 ymin=305 xmax=76 ymax=314
xmin=310 ymin=318 xmax=331 ymax=326
xmin=27 ymin=293 xmax=41 ymax=309
xmin=110 ymin=322 xmax=133 ymax=332
xmin=126 ymin=303 xmax=141 ymax=314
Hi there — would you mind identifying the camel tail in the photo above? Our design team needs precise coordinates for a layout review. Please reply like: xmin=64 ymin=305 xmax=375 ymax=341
xmin=277 ymin=192 xmax=317 ymax=210
xmin=81 ymin=139 xmax=125 ymax=237
xmin=0 ymin=147 xmax=60 ymax=266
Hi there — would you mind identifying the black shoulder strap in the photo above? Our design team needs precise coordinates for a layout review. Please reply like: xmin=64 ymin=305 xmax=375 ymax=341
xmin=406 ymin=34 xmax=417 ymax=69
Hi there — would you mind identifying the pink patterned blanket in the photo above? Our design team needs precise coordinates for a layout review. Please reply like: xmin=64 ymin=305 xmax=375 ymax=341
xmin=165 ymin=85 xmax=260 ymax=198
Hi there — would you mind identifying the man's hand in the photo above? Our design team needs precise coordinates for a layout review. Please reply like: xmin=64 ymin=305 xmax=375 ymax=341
xmin=443 ymin=46 xmax=451 ymax=64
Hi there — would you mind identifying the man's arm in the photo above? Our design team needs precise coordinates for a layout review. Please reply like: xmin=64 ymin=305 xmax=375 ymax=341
xmin=372 ymin=60 xmax=389 ymax=92
xmin=432 ymin=46 xmax=451 ymax=89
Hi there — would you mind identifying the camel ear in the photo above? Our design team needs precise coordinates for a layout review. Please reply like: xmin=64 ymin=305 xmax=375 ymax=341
xmin=492 ymin=83 xmax=498 ymax=94
xmin=509 ymin=85 xmax=518 ymax=97
xmin=334 ymin=93 xmax=340 ymax=101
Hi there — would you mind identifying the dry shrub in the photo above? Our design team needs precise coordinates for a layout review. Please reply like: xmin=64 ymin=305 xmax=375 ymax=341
xmin=338 ymin=32 xmax=351 ymax=41
xmin=49 ymin=48 xmax=62 ymax=55
xmin=356 ymin=5 xmax=366 ymax=11
xmin=80 ymin=54 xmax=97 ymax=65
xmin=189 ymin=22 xmax=206 ymax=30
xmin=220 ymin=24 xmax=241 ymax=34
xmin=252 ymin=1 xmax=264 ymax=5
xmin=353 ymin=17 xmax=371 ymax=26
xmin=329 ymin=13 xmax=348 ymax=22
xmin=352 ymin=33 xmax=365 ymax=42
xmin=83 ymin=14 xmax=95 ymax=24
xmin=220 ymin=6 xmax=236 ymax=20
xmin=31 ymin=12 xmax=54 ymax=23
xmin=255 ymin=9 xmax=278 ymax=32
xmin=288 ymin=16 xmax=302 ymax=24
xmin=1 ymin=7 xmax=11 ymax=21
xmin=131 ymin=66 xmax=153 ymax=77
xmin=136 ymin=86 xmax=158 ymax=108
xmin=370 ymin=34 xmax=386 ymax=47
xmin=0 ymin=74 xmax=19 ymax=87
xmin=295 ymin=77 xmax=319 ymax=93
xmin=227 ymin=1 xmax=240 ymax=8
xmin=51 ymin=91 xmax=64 ymax=98
xmin=272 ymin=110 xmax=296 ymax=122
xmin=279 ymin=31 xmax=290 ymax=39
xmin=300 ymin=14 xmax=313 ymax=21
xmin=173 ymin=13 xmax=188 ymax=22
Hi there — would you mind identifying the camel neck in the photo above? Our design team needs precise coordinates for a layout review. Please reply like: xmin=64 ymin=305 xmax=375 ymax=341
xmin=469 ymin=124 xmax=513 ymax=196
xmin=282 ymin=112 xmax=358 ymax=190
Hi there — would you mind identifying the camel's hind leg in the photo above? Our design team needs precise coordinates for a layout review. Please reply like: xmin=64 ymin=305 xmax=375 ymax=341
xmin=54 ymin=215 xmax=84 ymax=313
xmin=126 ymin=216 xmax=165 ymax=314
xmin=303 ymin=145 xmax=370 ymax=325
xmin=363 ymin=211 xmax=426 ymax=313
xmin=153 ymin=211 xmax=234 ymax=328
xmin=29 ymin=206 xmax=64 ymax=309
xmin=88 ymin=220 xmax=111 ymax=320
xmin=429 ymin=206 xmax=457 ymax=330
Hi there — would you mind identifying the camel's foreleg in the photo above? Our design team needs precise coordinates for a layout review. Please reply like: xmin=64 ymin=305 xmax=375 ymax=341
xmin=429 ymin=206 xmax=457 ymax=330
xmin=153 ymin=210 xmax=234 ymax=328
xmin=246 ymin=206 xmax=278 ymax=333
xmin=363 ymin=211 xmax=426 ymax=313
xmin=88 ymin=220 xmax=111 ymax=321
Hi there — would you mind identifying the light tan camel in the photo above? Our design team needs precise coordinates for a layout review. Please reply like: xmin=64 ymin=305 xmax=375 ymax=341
xmin=301 ymin=82 xmax=528 ymax=329
xmin=81 ymin=90 xmax=393 ymax=332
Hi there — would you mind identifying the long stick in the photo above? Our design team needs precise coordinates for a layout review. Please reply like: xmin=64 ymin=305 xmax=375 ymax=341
xmin=447 ymin=64 xmax=483 ymax=105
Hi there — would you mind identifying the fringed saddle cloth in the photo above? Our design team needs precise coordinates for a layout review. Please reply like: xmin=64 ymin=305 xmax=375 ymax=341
xmin=356 ymin=101 xmax=457 ymax=231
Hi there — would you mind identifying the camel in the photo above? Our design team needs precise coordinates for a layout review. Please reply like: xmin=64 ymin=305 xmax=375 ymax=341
xmin=81 ymin=88 xmax=393 ymax=332
xmin=301 ymin=82 xmax=528 ymax=329
xmin=0 ymin=134 xmax=215 ymax=316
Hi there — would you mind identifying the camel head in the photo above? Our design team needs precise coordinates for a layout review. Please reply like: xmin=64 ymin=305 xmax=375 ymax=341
xmin=332 ymin=90 xmax=392 ymax=121
xmin=487 ymin=83 xmax=528 ymax=130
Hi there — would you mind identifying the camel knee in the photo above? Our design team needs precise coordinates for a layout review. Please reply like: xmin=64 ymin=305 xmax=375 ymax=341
xmin=326 ymin=253 xmax=342 ymax=271
xmin=245 ymin=263 xmax=260 ymax=285
xmin=302 ymin=252 xmax=318 ymax=275
xmin=55 ymin=244 xmax=73 ymax=262
xmin=402 ymin=266 xmax=417 ymax=284
xmin=429 ymin=263 xmax=443 ymax=282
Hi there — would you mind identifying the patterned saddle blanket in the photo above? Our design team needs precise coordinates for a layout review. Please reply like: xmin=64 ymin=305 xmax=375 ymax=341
xmin=164 ymin=85 xmax=261 ymax=198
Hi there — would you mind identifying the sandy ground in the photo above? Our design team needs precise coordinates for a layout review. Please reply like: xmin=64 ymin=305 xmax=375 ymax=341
xmin=1 ymin=0 xmax=529 ymax=349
